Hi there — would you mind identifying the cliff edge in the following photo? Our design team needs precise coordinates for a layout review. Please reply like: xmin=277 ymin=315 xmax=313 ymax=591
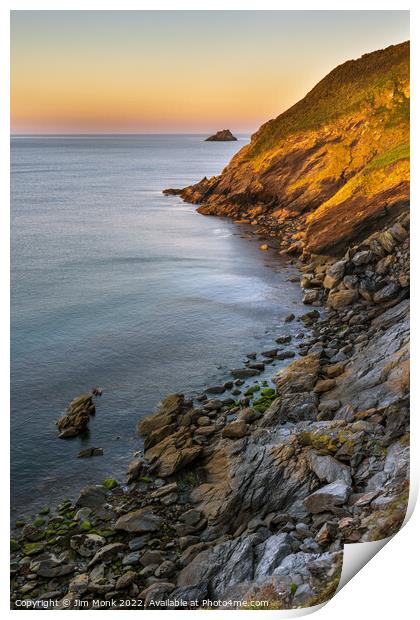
xmin=169 ymin=42 xmax=409 ymax=256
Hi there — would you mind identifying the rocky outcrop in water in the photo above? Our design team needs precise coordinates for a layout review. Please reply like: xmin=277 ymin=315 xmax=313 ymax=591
xmin=205 ymin=129 xmax=237 ymax=142
xmin=56 ymin=394 xmax=96 ymax=439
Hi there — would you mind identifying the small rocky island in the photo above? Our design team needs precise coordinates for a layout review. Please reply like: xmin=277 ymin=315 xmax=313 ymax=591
xmin=205 ymin=129 xmax=237 ymax=142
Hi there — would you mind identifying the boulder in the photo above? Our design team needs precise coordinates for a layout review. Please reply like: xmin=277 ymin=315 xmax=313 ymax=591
xmin=76 ymin=485 xmax=106 ymax=508
xmin=303 ymin=480 xmax=351 ymax=514
xmin=115 ymin=507 xmax=163 ymax=533
xmin=144 ymin=429 xmax=202 ymax=477
xmin=323 ymin=260 xmax=346 ymax=289
xmin=222 ymin=421 xmax=249 ymax=439
xmin=70 ymin=533 xmax=106 ymax=558
xmin=88 ymin=543 xmax=126 ymax=567
xmin=57 ymin=393 xmax=96 ymax=438
xmin=327 ymin=289 xmax=358 ymax=310
xmin=31 ymin=554 xmax=75 ymax=578
xmin=308 ymin=452 xmax=352 ymax=485
xmin=373 ymin=282 xmax=400 ymax=303
xmin=274 ymin=353 xmax=320 ymax=394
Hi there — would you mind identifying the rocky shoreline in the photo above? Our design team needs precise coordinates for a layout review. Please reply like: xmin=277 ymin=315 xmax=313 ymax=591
xmin=10 ymin=204 xmax=409 ymax=609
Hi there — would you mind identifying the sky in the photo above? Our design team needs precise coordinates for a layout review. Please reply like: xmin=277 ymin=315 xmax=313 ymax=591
xmin=10 ymin=10 xmax=410 ymax=134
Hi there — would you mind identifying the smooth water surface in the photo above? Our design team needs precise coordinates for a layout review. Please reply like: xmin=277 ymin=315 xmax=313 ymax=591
xmin=11 ymin=135 xmax=304 ymax=517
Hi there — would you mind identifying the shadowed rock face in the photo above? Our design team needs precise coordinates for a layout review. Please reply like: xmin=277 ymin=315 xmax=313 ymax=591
xmin=205 ymin=129 xmax=237 ymax=142
xmin=168 ymin=42 xmax=409 ymax=256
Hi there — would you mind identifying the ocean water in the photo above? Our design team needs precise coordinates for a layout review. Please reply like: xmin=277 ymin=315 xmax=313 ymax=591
xmin=11 ymin=134 xmax=305 ymax=518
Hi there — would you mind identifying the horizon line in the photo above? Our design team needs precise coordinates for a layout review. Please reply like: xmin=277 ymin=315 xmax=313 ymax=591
xmin=10 ymin=131 xmax=252 ymax=137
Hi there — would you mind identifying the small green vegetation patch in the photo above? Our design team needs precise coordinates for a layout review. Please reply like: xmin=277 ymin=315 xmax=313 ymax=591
xmin=103 ymin=478 xmax=118 ymax=490
xmin=252 ymin=388 xmax=277 ymax=413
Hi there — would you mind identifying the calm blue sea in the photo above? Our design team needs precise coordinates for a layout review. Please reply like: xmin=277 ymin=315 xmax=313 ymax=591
xmin=11 ymin=134 xmax=304 ymax=517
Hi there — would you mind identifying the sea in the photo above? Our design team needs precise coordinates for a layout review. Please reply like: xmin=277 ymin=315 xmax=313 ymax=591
xmin=11 ymin=134 xmax=305 ymax=518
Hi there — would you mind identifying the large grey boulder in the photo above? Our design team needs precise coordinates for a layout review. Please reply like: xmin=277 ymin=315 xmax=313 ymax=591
xmin=303 ymin=480 xmax=351 ymax=514
xmin=308 ymin=451 xmax=352 ymax=486
xmin=115 ymin=507 xmax=163 ymax=533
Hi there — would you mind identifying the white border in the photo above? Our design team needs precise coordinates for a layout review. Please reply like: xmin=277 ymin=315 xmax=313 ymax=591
xmin=2 ymin=3 xmax=417 ymax=619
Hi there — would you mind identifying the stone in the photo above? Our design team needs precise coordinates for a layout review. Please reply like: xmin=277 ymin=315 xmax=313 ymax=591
xmin=115 ymin=507 xmax=163 ymax=533
xmin=325 ymin=362 xmax=345 ymax=378
xmin=57 ymin=393 xmax=96 ymax=438
xmin=373 ymin=282 xmax=400 ymax=303
xmin=308 ymin=452 xmax=352 ymax=485
xmin=314 ymin=379 xmax=336 ymax=393
xmin=139 ymin=582 xmax=175 ymax=607
xmin=31 ymin=554 xmax=75 ymax=578
xmin=70 ymin=533 xmax=106 ymax=557
xmin=352 ymin=250 xmax=373 ymax=266
xmin=303 ymin=289 xmax=320 ymax=305
xmin=284 ymin=313 xmax=295 ymax=323
xmin=155 ymin=560 xmax=176 ymax=578
xmin=231 ymin=368 xmax=260 ymax=378
xmin=77 ymin=447 xmax=103 ymax=458
xmin=323 ymin=260 xmax=346 ymax=289
xmin=304 ymin=480 xmax=351 ymax=514
xmin=180 ymin=509 xmax=202 ymax=526
xmin=68 ymin=573 xmax=89 ymax=593
xmin=88 ymin=543 xmax=126 ymax=567
xmin=254 ymin=534 xmax=293 ymax=578
xmin=274 ymin=353 xmax=320 ymax=394
xmin=122 ymin=551 xmax=141 ymax=565
xmin=126 ymin=459 xmax=144 ymax=483
xmin=140 ymin=549 xmax=165 ymax=566
xmin=145 ymin=433 xmax=202 ymax=477
xmin=327 ymin=289 xmax=359 ymax=310
xmin=76 ymin=485 xmax=106 ymax=508
xmin=116 ymin=570 xmax=137 ymax=590
xmin=222 ymin=421 xmax=249 ymax=439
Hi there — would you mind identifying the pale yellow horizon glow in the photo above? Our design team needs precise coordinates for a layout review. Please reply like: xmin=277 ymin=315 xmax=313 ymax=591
xmin=11 ymin=11 xmax=410 ymax=134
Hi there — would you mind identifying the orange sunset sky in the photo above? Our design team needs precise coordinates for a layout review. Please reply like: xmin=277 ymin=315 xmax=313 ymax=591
xmin=11 ymin=10 xmax=409 ymax=134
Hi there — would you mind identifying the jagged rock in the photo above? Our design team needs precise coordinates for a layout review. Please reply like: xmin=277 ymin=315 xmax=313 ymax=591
xmin=373 ymin=282 xmax=400 ymax=303
xmin=274 ymin=353 xmax=320 ymax=394
xmin=304 ymin=480 xmax=351 ymax=513
xmin=308 ymin=451 xmax=352 ymax=485
xmin=88 ymin=543 xmax=126 ymax=567
xmin=57 ymin=393 xmax=96 ymax=438
xmin=145 ymin=431 xmax=202 ymax=477
xmin=205 ymin=129 xmax=237 ymax=142
xmin=323 ymin=261 xmax=347 ymax=290
xmin=126 ymin=458 xmax=144 ymax=483
xmin=115 ymin=507 xmax=163 ymax=533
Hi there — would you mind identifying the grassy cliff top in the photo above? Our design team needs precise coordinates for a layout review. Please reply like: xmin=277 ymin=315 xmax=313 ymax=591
xmin=247 ymin=41 xmax=409 ymax=161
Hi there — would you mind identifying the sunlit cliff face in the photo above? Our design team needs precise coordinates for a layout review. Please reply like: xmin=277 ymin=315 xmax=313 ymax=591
xmin=10 ymin=10 xmax=409 ymax=134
